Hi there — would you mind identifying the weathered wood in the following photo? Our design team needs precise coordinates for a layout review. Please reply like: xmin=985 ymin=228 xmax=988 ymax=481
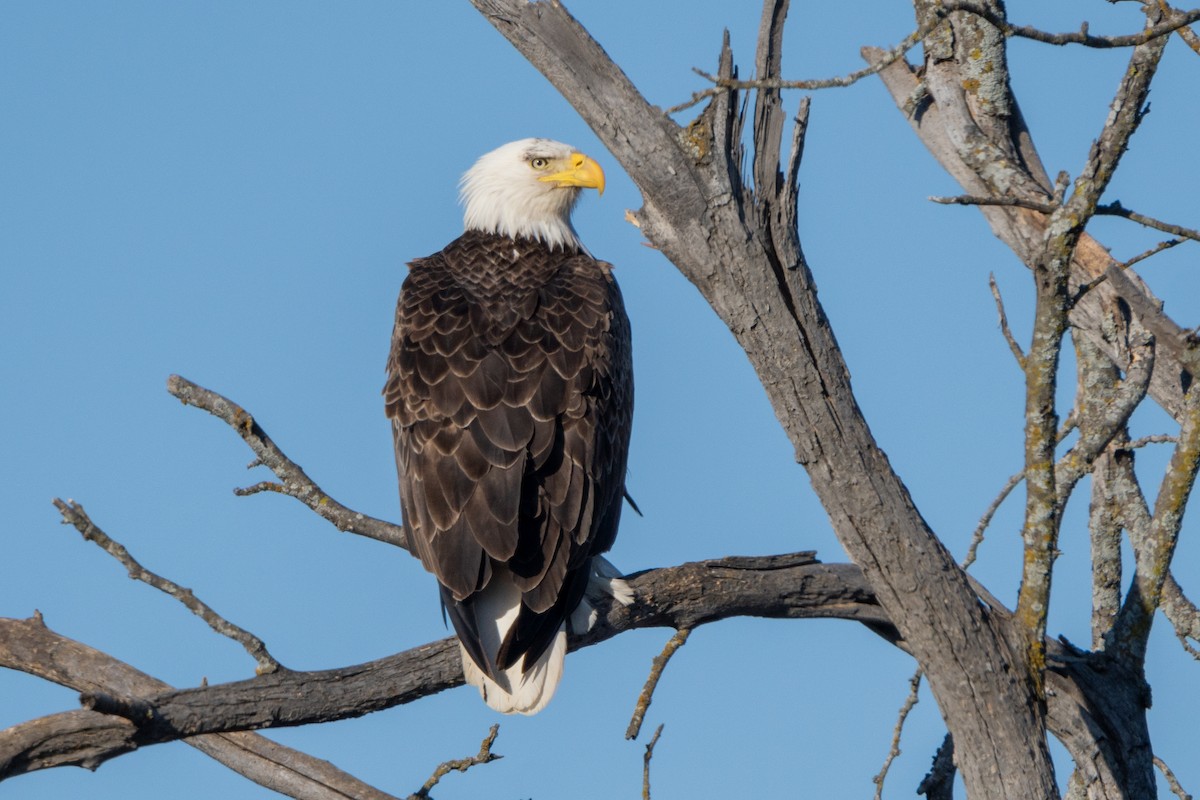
xmin=0 ymin=554 xmax=889 ymax=776
xmin=468 ymin=2 xmax=1059 ymax=797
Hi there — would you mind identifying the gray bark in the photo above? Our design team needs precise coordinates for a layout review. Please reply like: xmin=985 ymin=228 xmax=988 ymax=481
xmin=468 ymin=1 xmax=1059 ymax=797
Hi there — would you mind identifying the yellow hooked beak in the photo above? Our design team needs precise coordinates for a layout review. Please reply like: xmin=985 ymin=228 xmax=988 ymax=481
xmin=538 ymin=152 xmax=606 ymax=196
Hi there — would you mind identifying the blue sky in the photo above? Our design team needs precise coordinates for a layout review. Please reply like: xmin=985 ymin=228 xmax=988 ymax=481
xmin=2 ymin=2 xmax=1197 ymax=798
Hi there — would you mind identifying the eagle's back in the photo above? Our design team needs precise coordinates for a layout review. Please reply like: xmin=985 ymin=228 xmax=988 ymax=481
xmin=384 ymin=229 xmax=632 ymax=681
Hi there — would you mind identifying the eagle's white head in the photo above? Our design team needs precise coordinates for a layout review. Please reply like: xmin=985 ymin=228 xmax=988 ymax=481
xmin=460 ymin=138 xmax=606 ymax=251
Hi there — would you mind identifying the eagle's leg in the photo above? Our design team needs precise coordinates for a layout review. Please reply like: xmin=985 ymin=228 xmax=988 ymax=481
xmin=569 ymin=556 xmax=634 ymax=633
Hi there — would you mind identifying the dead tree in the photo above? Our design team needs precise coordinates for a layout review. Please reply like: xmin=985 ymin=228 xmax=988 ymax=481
xmin=3 ymin=2 xmax=1199 ymax=798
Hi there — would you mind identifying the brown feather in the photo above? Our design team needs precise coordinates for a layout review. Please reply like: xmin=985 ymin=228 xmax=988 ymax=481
xmin=385 ymin=229 xmax=633 ymax=681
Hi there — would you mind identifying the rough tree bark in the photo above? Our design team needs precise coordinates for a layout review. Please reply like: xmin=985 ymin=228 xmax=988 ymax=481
xmin=4 ymin=2 xmax=1198 ymax=799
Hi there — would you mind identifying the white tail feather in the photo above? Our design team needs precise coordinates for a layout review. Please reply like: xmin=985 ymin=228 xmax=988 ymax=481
xmin=461 ymin=630 xmax=566 ymax=715
xmin=459 ymin=558 xmax=632 ymax=714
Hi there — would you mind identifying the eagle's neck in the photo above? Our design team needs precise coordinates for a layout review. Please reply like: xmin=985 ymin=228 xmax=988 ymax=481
xmin=461 ymin=185 xmax=582 ymax=251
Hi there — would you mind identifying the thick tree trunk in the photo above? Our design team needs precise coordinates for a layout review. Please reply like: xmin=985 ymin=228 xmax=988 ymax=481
xmin=468 ymin=1 xmax=1061 ymax=796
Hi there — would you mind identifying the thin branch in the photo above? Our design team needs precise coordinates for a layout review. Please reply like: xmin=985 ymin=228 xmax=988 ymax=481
xmin=1096 ymin=201 xmax=1200 ymax=243
xmin=642 ymin=724 xmax=664 ymax=800
xmin=407 ymin=725 xmax=501 ymax=800
xmin=1090 ymin=443 xmax=1126 ymax=649
xmin=671 ymin=3 xmax=1200 ymax=114
xmin=167 ymin=375 xmax=407 ymax=551
xmin=1120 ymin=238 xmax=1185 ymax=270
xmin=626 ymin=628 xmax=691 ymax=741
xmin=932 ymin=195 xmax=1200 ymax=245
xmin=964 ymin=471 xmax=1023 ymax=570
xmin=939 ymin=0 xmax=1200 ymax=48
xmin=1074 ymin=238 xmax=1188 ymax=300
xmin=964 ymin=414 xmax=1081 ymax=570
xmin=1055 ymin=324 xmax=1155 ymax=512
xmin=1114 ymin=383 xmax=1200 ymax=661
xmin=1162 ymin=572 xmax=1200 ymax=659
xmin=663 ymin=13 xmax=941 ymax=114
xmin=931 ymin=194 xmax=1055 ymax=213
xmin=1155 ymin=755 xmax=1195 ymax=800
xmin=52 ymin=499 xmax=281 ymax=675
xmin=872 ymin=669 xmax=923 ymax=800
xmin=989 ymin=273 xmax=1026 ymax=368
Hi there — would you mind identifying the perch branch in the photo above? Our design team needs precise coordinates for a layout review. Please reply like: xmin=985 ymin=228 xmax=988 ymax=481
xmin=1 ymin=553 xmax=893 ymax=777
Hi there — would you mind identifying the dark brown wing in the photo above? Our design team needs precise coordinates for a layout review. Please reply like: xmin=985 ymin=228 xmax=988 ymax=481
xmin=384 ymin=231 xmax=633 ymax=675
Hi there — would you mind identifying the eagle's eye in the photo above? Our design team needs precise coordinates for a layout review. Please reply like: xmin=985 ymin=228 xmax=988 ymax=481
xmin=530 ymin=157 xmax=550 ymax=170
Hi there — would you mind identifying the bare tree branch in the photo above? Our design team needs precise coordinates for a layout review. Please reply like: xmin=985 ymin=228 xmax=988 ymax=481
xmin=1162 ymin=573 xmax=1200 ymax=659
xmin=868 ymin=48 xmax=1200 ymax=426
xmin=52 ymin=498 xmax=282 ymax=675
xmin=167 ymin=375 xmax=407 ymax=551
xmin=672 ymin=3 xmax=1200 ymax=114
xmin=0 ymin=553 xmax=891 ymax=777
xmin=1155 ymin=755 xmax=1195 ymax=800
xmin=625 ymin=628 xmax=691 ymax=741
xmin=641 ymin=724 xmax=664 ymax=800
xmin=0 ymin=616 xmax=402 ymax=800
xmin=1014 ymin=5 xmax=1169 ymax=682
xmin=937 ymin=1 xmax=1200 ymax=48
xmin=872 ymin=669 xmax=923 ymax=800
xmin=1115 ymin=383 xmax=1200 ymax=661
xmin=406 ymin=725 xmax=501 ymax=800
xmin=988 ymin=273 xmax=1026 ymax=368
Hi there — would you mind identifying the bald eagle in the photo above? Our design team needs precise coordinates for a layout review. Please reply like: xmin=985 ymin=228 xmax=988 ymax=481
xmin=384 ymin=139 xmax=634 ymax=714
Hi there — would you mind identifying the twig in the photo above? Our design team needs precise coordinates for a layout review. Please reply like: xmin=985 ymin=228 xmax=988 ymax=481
xmin=642 ymin=724 xmax=664 ymax=800
xmin=52 ymin=499 xmax=282 ymax=674
xmin=1074 ymin=238 xmax=1187 ymax=301
xmin=664 ymin=11 xmax=943 ymax=114
xmin=1154 ymin=755 xmax=1194 ymax=800
xmin=167 ymin=375 xmax=408 ymax=551
xmin=1162 ymin=572 xmax=1200 ymax=659
xmin=626 ymin=628 xmax=691 ymax=740
xmin=939 ymin=0 xmax=1200 ymax=48
xmin=407 ymin=725 xmax=502 ymax=800
xmin=670 ymin=3 xmax=1200 ymax=114
xmin=1120 ymin=238 xmax=1185 ymax=270
xmin=1096 ymin=201 xmax=1200 ymax=243
xmin=872 ymin=669 xmax=923 ymax=800
xmin=965 ymin=415 xmax=1080 ymax=570
xmin=989 ymin=273 xmax=1026 ymax=368
xmin=933 ymin=195 xmax=1200 ymax=246
xmin=964 ymin=471 xmax=1023 ymax=570
xmin=931 ymin=194 xmax=1055 ymax=213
